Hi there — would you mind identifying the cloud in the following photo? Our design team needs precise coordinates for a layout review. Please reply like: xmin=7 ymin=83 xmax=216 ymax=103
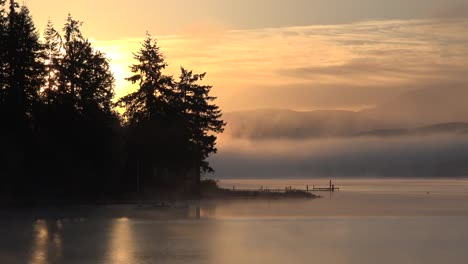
xmin=429 ymin=2 xmax=468 ymax=19
xmin=92 ymin=18 xmax=468 ymax=111
xmin=88 ymin=18 xmax=468 ymax=179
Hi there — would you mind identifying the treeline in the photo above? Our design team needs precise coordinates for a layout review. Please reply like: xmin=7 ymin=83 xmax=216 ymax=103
xmin=0 ymin=1 xmax=225 ymax=200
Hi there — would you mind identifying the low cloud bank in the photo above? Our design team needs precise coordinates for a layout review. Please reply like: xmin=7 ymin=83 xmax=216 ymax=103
xmin=210 ymin=134 xmax=468 ymax=178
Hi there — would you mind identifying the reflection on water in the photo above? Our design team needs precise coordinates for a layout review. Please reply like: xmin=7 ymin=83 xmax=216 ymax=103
xmin=30 ymin=220 xmax=48 ymax=264
xmin=107 ymin=218 xmax=135 ymax=264
xmin=29 ymin=220 xmax=62 ymax=264
xmin=1 ymin=179 xmax=468 ymax=264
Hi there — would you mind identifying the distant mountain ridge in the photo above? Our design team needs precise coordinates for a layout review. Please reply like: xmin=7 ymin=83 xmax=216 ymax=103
xmin=359 ymin=86 xmax=468 ymax=126
xmin=223 ymin=109 xmax=375 ymax=139
xmin=353 ymin=122 xmax=468 ymax=137
xmin=224 ymin=86 xmax=468 ymax=139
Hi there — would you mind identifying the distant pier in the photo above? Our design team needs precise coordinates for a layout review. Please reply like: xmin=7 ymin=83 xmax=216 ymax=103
xmin=229 ymin=180 xmax=340 ymax=193
xmin=310 ymin=180 xmax=340 ymax=192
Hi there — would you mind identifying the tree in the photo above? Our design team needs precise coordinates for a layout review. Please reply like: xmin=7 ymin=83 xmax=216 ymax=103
xmin=116 ymin=33 xmax=174 ymax=125
xmin=0 ymin=1 xmax=45 ymax=194
xmin=0 ymin=1 xmax=8 ymax=188
xmin=42 ymin=20 xmax=62 ymax=104
xmin=54 ymin=15 xmax=115 ymax=116
xmin=3 ymin=1 xmax=45 ymax=128
xmin=0 ymin=0 xmax=7 ymax=100
xmin=0 ymin=1 xmax=226 ymax=198
xmin=116 ymin=34 xmax=208 ymax=194
xmin=117 ymin=34 xmax=225 ymax=195
xmin=177 ymin=68 xmax=226 ymax=173
xmin=38 ymin=15 xmax=119 ymax=196
xmin=56 ymin=15 xmax=86 ymax=109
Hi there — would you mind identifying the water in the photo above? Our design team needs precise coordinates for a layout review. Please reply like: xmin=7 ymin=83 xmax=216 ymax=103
xmin=1 ymin=179 xmax=468 ymax=264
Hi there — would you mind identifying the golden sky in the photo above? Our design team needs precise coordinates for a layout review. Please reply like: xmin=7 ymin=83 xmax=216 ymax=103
xmin=25 ymin=0 xmax=468 ymax=111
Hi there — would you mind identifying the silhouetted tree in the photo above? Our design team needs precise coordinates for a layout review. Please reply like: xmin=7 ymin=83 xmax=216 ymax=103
xmin=0 ymin=1 xmax=46 ymax=195
xmin=117 ymin=34 xmax=225 ymax=194
xmin=0 ymin=0 xmax=7 ymax=100
xmin=0 ymin=1 xmax=8 ymax=187
xmin=0 ymin=1 xmax=225 ymax=199
xmin=3 ymin=1 xmax=45 ymax=128
xmin=56 ymin=15 xmax=116 ymax=117
xmin=117 ymin=33 xmax=174 ymax=125
xmin=177 ymin=68 xmax=226 ymax=173
xmin=116 ymin=34 xmax=180 ymax=191
xmin=42 ymin=20 xmax=62 ymax=104
xmin=36 ymin=15 xmax=118 ymax=197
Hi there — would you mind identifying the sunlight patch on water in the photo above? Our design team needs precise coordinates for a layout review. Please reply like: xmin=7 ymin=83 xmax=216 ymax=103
xmin=107 ymin=218 xmax=136 ymax=264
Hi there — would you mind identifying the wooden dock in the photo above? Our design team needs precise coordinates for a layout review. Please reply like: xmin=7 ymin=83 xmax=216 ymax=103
xmin=311 ymin=187 xmax=340 ymax=192
xmin=310 ymin=180 xmax=340 ymax=192
xmin=229 ymin=180 xmax=340 ymax=193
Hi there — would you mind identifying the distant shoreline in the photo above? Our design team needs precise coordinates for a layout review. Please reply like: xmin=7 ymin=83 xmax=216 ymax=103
xmin=202 ymin=188 xmax=319 ymax=200
xmin=0 ymin=188 xmax=318 ymax=208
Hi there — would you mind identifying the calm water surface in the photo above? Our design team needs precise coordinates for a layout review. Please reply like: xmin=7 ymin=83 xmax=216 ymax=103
xmin=1 ymin=179 xmax=468 ymax=264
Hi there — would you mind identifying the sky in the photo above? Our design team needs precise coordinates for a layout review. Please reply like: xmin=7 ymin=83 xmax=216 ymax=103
xmin=25 ymin=0 xmax=468 ymax=111
xmin=20 ymin=0 xmax=468 ymax=178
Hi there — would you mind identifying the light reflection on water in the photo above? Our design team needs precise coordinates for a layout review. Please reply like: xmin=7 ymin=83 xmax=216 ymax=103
xmin=30 ymin=220 xmax=48 ymax=264
xmin=29 ymin=220 xmax=63 ymax=264
xmin=107 ymin=218 xmax=135 ymax=264
xmin=0 ymin=179 xmax=468 ymax=264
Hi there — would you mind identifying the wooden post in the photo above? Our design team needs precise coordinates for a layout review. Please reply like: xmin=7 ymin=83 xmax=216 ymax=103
xmin=307 ymin=185 xmax=309 ymax=191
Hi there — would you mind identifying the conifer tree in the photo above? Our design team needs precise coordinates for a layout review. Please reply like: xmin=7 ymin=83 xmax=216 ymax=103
xmin=0 ymin=1 xmax=8 ymax=188
xmin=177 ymin=68 xmax=225 ymax=173
xmin=3 ymin=1 xmax=45 ymax=127
xmin=0 ymin=1 xmax=227 ymax=196
xmin=118 ymin=34 xmax=226 ymax=190
xmin=42 ymin=15 xmax=117 ymax=195
xmin=0 ymin=1 xmax=45 ymax=194
xmin=57 ymin=15 xmax=115 ymax=116
xmin=116 ymin=34 xmax=174 ymax=125
xmin=57 ymin=15 xmax=86 ymax=108
xmin=0 ymin=0 xmax=7 ymax=100
xmin=42 ymin=20 xmax=62 ymax=104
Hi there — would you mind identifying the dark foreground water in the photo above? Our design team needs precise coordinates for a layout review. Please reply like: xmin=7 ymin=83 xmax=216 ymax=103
xmin=2 ymin=179 xmax=468 ymax=264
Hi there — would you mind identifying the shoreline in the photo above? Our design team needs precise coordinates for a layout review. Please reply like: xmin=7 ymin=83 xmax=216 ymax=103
xmin=202 ymin=188 xmax=319 ymax=200
xmin=0 ymin=180 xmax=320 ymax=208
xmin=0 ymin=190 xmax=319 ymax=208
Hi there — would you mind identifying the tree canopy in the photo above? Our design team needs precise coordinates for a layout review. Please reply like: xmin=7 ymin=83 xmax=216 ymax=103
xmin=0 ymin=2 xmax=225 ymax=200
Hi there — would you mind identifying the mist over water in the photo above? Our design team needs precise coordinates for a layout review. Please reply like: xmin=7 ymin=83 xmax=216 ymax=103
xmin=212 ymin=85 xmax=468 ymax=179
xmin=218 ymin=178 xmax=468 ymax=217
xmin=1 ymin=179 xmax=468 ymax=264
xmin=2 ymin=0 xmax=468 ymax=263
xmin=210 ymin=134 xmax=468 ymax=178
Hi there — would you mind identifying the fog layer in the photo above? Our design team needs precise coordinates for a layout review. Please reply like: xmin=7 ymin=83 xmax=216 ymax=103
xmin=212 ymin=84 xmax=468 ymax=179
xmin=210 ymin=134 xmax=468 ymax=178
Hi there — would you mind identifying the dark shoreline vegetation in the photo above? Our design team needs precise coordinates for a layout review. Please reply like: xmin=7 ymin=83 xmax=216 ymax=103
xmin=200 ymin=179 xmax=318 ymax=200
xmin=0 ymin=1 xmax=232 ymax=203
xmin=0 ymin=180 xmax=318 ymax=207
